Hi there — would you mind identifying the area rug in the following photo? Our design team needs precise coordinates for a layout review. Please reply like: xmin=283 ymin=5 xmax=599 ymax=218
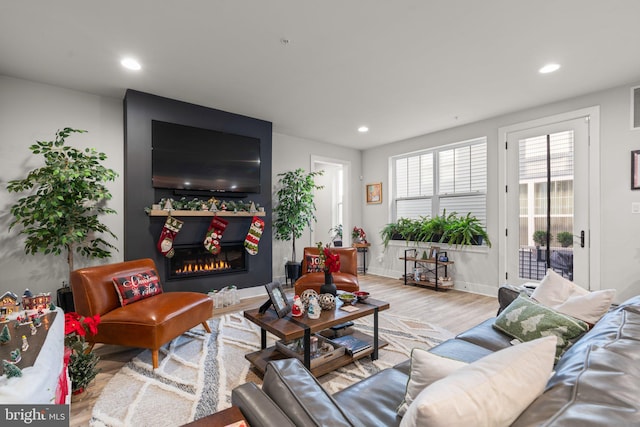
xmin=90 ymin=312 xmax=453 ymax=426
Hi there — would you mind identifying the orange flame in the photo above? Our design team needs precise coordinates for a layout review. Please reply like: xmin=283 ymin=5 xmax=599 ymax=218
xmin=175 ymin=260 xmax=231 ymax=274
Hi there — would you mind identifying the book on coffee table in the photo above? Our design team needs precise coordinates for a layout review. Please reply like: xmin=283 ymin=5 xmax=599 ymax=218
xmin=329 ymin=334 xmax=372 ymax=355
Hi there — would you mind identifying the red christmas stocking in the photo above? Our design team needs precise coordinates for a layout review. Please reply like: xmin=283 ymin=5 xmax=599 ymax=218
xmin=204 ymin=217 xmax=229 ymax=255
xmin=157 ymin=216 xmax=183 ymax=258
xmin=244 ymin=216 xmax=264 ymax=255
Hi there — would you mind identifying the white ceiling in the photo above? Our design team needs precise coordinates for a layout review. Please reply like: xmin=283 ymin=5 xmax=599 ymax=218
xmin=2 ymin=1 xmax=640 ymax=149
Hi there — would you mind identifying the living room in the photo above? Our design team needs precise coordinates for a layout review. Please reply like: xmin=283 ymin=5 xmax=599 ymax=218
xmin=1 ymin=1 xmax=640 ymax=425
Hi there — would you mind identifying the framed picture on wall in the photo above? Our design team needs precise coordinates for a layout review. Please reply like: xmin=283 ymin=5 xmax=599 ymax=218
xmin=631 ymin=85 xmax=640 ymax=130
xmin=366 ymin=183 xmax=382 ymax=204
xmin=632 ymin=150 xmax=640 ymax=190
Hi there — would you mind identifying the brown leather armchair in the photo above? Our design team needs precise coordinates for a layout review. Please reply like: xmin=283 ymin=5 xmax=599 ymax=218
xmin=70 ymin=258 xmax=213 ymax=369
xmin=294 ymin=247 xmax=359 ymax=295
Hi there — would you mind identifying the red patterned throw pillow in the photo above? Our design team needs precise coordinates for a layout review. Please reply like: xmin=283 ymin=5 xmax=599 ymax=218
xmin=306 ymin=255 xmax=322 ymax=273
xmin=112 ymin=269 xmax=163 ymax=306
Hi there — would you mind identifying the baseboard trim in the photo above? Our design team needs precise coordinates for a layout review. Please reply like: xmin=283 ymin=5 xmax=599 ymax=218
xmin=366 ymin=267 xmax=498 ymax=298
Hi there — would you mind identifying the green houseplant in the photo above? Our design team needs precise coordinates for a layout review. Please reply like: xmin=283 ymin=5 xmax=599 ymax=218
xmin=422 ymin=211 xmax=455 ymax=243
xmin=7 ymin=128 xmax=118 ymax=275
xmin=330 ymin=224 xmax=343 ymax=247
xmin=556 ymin=231 xmax=573 ymax=248
xmin=380 ymin=221 xmax=402 ymax=248
xmin=533 ymin=230 xmax=551 ymax=261
xmin=533 ymin=230 xmax=550 ymax=247
xmin=442 ymin=212 xmax=492 ymax=247
xmin=273 ymin=168 xmax=324 ymax=279
xmin=380 ymin=212 xmax=490 ymax=250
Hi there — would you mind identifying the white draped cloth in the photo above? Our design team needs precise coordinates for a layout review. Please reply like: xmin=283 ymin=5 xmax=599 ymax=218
xmin=0 ymin=307 xmax=65 ymax=404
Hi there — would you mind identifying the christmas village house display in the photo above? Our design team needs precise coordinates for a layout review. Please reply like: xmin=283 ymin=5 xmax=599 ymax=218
xmin=1 ymin=289 xmax=99 ymax=400
xmin=0 ymin=303 xmax=72 ymax=404
xmin=1 ymin=293 xmax=60 ymax=383
xmin=0 ymin=292 xmax=20 ymax=316
xmin=21 ymin=289 xmax=52 ymax=311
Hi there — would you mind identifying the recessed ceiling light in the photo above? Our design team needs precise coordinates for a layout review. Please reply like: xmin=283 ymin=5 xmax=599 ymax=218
xmin=358 ymin=126 xmax=369 ymax=133
xmin=539 ymin=63 xmax=560 ymax=74
xmin=121 ymin=57 xmax=141 ymax=71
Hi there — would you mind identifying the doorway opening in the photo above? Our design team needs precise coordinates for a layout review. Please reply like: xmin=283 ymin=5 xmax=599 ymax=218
xmin=311 ymin=156 xmax=351 ymax=248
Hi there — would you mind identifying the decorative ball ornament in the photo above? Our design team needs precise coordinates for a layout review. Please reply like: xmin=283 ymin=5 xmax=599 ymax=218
xmin=318 ymin=293 xmax=336 ymax=310
xmin=300 ymin=289 xmax=318 ymax=309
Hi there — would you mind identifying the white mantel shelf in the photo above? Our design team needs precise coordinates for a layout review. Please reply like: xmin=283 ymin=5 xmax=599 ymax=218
xmin=148 ymin=209 xmax=265 ymax=217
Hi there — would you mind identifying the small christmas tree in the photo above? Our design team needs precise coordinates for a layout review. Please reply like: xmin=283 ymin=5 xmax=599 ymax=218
xmin=68 ymin=349 xmax=99 ymax=394
xmin=2 ymin=360 xmax=22 ymax=378
xmin=0 ymin=324 xmax=10 ymax=344
xmin=64 ymin=312 xmax=101 ymax=394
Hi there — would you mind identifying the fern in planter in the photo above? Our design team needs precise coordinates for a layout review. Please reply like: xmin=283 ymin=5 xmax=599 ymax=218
xmin=442 ymin=213 xmax=491 ymax=247
xmin=380 ymin=222 xmax=402 ymax=248
xmin=424 ymin=211 xmax=456 ymax=243
xmin=6 ymin=128 xmax=118 ymax=274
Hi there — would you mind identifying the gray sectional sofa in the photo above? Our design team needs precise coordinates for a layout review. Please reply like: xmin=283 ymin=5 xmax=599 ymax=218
xmin=232 ymin=292 xmax=640 ymax=426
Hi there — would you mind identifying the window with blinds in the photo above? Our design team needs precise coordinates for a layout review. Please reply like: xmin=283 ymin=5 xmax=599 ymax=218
xmin=393 ymin=137 xmax=487 ymax=226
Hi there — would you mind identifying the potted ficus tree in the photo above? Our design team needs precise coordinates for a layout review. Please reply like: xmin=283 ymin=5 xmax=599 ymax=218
xmin=533 ymin=230 xmax=551 ymax=261
xmin=273 ymin=168 xmax=324 ymax=282
xmin=556 ymin=231 xmax=573 ymax=248
xmin=7 ymin=128 xmax=119 ymax=279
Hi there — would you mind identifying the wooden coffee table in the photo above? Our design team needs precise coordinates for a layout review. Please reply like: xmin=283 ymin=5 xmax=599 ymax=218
xmin=244 ymin=297 xmax=389 ymax=377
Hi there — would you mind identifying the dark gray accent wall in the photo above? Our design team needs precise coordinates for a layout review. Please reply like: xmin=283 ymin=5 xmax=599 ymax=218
xmin=123 ymin=90 xmax=272 ymax=293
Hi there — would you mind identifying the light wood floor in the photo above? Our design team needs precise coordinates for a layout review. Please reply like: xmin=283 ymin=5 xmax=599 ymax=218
xmin=69 ymin=274 xmax=497 ymax=426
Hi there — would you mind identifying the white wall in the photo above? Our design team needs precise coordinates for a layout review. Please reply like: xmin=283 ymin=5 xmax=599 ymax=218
xmin=0 ymin=76 xmax=362 ymax=301
xmin=0 ymin=76 xmax=124 ymax=296
xmin=4 ymin=74 xmax=639 ymax=304
xmin=363 ymin=81 xmax=640 ymax=303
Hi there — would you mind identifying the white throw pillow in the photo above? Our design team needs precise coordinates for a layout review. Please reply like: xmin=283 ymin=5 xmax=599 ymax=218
xmin=532 ymin=269 xmax=615 ymax=324
xmin=397 ymin=349 xmax=467 ymax=416
xmin=399 ymin=335 xmax=557 ymax=427
xmin=531 ymin=269 xmax=588 ymax=305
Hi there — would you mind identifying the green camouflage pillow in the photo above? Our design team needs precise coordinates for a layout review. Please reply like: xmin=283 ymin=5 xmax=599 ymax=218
xmin=493 ymin=294 xmax=588 ymax=360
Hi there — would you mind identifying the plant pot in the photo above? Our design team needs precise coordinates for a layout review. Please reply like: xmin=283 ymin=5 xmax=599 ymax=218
xmin=320 ymin=271 xmax=337 ymax=296
xmin=429 ymin=234 xmax=443 ymax=243
xmin=333 ymin=240 xmax=343 ymax=247
xmin=470 ymin=235 xmax=484 ymax=246
xmin=536 ymin=247 xmax=547 ymax=261
xmin=391 ymin=233 xmax=404 ymax=241
xmin=285 ymin=261 xmax=302 ymax=283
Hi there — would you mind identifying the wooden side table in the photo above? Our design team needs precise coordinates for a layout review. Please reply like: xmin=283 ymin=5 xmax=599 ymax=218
xmin=182 ymin=406 xmax=248 ymax=427
xmin=352 ymin=243 xmax=371 ymax=274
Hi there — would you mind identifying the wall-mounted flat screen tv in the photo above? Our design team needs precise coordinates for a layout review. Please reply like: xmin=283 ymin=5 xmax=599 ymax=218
xmin=152 ymin=120 xmax=261 ymax=193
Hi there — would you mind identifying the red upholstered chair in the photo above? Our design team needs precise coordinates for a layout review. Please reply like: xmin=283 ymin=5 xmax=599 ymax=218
xmin=70 ymin=258 xmax=213 ymax=369
xmin=294 ymin=247 xmax=359 ymax=295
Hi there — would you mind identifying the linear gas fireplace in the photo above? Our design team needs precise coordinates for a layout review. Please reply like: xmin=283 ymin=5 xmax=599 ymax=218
xmin=166 ymin=242 xmax=247 ymax=281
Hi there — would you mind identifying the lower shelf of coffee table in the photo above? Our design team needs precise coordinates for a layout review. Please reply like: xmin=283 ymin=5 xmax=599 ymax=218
xmin=245 ymin=333 xmax=389 ymax=378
